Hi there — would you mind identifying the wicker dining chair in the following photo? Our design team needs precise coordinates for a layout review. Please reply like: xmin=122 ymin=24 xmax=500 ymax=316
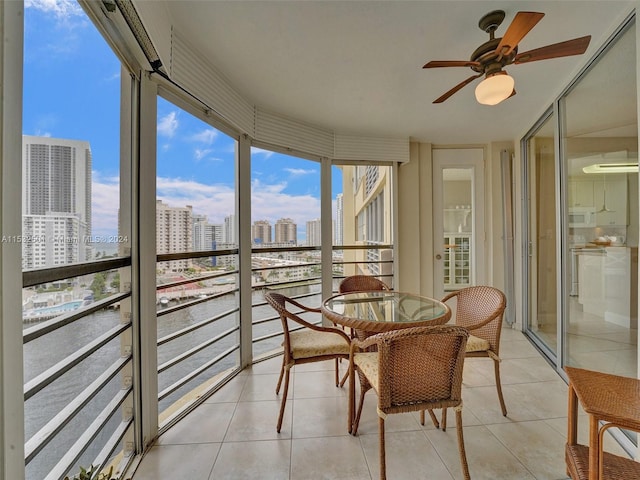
xmin=338 ymin=275 xmax=391 ymax=294
xmin=338 ymin=275 xmax=390 ymax=339
xmin=443 ymin=285 xmax=508 ymax=419
xmin=349 ymin=325 xmax=470 ymax=480
xmin=264 ymin=291 xmax=351 ymax=433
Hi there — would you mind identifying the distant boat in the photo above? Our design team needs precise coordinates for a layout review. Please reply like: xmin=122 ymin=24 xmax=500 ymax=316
xmin=159 ymin=297 xmax=169 ymax=306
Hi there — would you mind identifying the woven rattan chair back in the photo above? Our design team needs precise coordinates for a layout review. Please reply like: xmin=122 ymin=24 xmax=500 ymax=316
xmin=264 ymin=291 xmax=350 ymax=432
xmin=264 ymin=291 xmax=299 ymax=364
xmin=376 ymin=325 xmax=467 ymax=413
xmin=443 ymin=285 xmax=508 ymax=416
xmin=349 ymin=325 xmax=470 ymax=480
xmin=443 ymin=285 xmax=506 ymax=355
xmin=339 ymin=275 xmax=390 ymax=293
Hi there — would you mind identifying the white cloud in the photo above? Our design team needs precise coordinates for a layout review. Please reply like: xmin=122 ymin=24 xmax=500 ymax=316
xmin=251 ymin=179 xmax=320 ymax=226
xmin=25 ymin=0 xmax=84 ymax=18
xmin=251 ymin=147 xmax=275 ymax=158
xmin=157 ymin=177 xmax=236 ymax=224
xmin=105 ymin=71 xmax=120 ymax=83
xmin=157 ymin=111 xmax=179 ymax=138
xmin=194 ymin=148 xmax=212 ymax=161
xmin=284 ymin=167 xmax=316 ymax=176
xmin=190 ymin=129 xmax=218 ymax=145
xmin=91 ymin=172 xmax=120 ymax=237
xmin=93 ymin=174 xmax=320 ymax=237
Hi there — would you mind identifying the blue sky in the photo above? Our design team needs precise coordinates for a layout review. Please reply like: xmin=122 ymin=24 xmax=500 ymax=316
xmin=23 ymin=0 xmax=342 ymax=240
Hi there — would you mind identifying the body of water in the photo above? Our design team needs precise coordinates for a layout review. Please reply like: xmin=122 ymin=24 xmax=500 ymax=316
xmin=23 ymin=284 xmax=320 ymax=479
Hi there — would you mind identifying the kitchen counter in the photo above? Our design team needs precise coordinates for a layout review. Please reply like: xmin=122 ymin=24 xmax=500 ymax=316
xmin=577 ymin=246 xmax=637 ymax=327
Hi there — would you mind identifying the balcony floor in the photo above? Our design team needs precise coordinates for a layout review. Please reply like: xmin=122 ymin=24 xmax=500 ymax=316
xmin=130 ymin=327 xmax=630 ymax=479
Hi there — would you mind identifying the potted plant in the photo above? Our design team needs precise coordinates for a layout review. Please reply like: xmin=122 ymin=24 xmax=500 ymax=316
xmin=63 ymin=465 xmax=130 ymax=480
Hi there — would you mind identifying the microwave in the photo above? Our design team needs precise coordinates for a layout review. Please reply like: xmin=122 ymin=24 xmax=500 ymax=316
xmin=569 ymin=207 xmax=596 ymax=227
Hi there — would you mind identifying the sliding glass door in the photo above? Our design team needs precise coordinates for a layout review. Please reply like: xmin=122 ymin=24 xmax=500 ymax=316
xmin=523 ymin=16 xmax=637 ymax=380
xmin=562 ymin=21 xmax=637 ymax=377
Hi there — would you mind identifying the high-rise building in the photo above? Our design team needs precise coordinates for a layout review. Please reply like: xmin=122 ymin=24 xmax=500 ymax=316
xmin=191 ymin=214 xmax=211 ymax=252
xmin=306 ymin=218 xmax=321 ymax=246
xmin=193 ymin=215 xmax=223 ymax=251
xmin=275 ymin=218 xmax=297 ymax=244
xmin=22 ymin=135 xmax=92 ymax=269
xmin=223 ymin=214 xmax=237 ymax=245
xmin=335 ymin=193 xmax=344 ymax=245
xmin=252 ymin=220 xmax=272 ymax=245
xmin=156 ymin=200 xmax=193 ymax=272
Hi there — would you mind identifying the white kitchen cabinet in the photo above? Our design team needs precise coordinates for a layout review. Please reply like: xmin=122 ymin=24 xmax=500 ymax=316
xmin=577 ymin=247 xmax=632 ymax=326
xmin=444 ymin=234 xmax=471 ymax=291
xmin=568 ymin=179 xmax=594 ymax=207
xmin=593 ymin=175 xmax=628 ymax=226
xmin=603 ymin=247 xmax=631 ymax=327
xmin=578 ymin=251 xmax=606 ymax=317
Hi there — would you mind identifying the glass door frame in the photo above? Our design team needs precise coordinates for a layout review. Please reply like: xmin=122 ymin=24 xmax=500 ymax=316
xmin=521 ymin=106 xmax=565 ymax=370
xmin=432 ymin=147 xmax=485 ymax=300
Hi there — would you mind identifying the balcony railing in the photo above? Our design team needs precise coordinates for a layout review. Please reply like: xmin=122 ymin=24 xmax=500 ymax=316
xmin=23 ymin=258 xmax=133 ymax=480
xmin=21 ymin=244 xmax=392 ymax=479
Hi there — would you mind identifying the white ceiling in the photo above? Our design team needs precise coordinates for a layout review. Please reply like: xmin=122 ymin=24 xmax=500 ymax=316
xmin=152 ymin=1 xmax=635 ymax=144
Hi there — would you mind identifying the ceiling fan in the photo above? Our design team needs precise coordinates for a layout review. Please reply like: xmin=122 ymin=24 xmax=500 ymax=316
xmin=423 ymin=10 xmax=591 ymax=105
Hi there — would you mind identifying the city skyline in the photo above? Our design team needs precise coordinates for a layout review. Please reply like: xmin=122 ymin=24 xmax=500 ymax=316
xmin=23 ymin=0 xmax=343 ymax=243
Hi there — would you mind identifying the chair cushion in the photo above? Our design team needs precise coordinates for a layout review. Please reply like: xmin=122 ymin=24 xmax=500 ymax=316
xmin=354 ymin=352 xmax=379 ymax=392
xmin=466 ymin=334 xmax=490 ymax=353
xmin=288 ymin=328 xmax=350 ymax=360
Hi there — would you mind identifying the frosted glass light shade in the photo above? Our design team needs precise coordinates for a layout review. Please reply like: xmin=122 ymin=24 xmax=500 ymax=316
xmin=475 ymin=73 xmax=515 ymax=105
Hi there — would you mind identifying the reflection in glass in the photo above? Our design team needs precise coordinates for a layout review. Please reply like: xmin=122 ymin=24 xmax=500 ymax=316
xmin=563 ymin=22 xmax=637 ymax=379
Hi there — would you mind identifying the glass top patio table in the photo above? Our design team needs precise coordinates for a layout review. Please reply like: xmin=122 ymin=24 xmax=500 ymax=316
xmin=322 ymin=290 xmax=451 ymax=335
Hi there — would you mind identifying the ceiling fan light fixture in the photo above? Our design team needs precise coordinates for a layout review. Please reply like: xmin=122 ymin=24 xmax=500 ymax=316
xmin=474 ymin=71 xmax=514 ymax=105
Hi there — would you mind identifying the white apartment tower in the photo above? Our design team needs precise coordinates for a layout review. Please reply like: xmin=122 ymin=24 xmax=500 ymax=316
xmin=275 ymin=218 xmax=297 ymax=244
xmin=22 ymin=135 xmax=92 ymax=269
xmin=156 ymin=200 xmax=193 ymax=272
xmin=306 ymin=218 xmax=321 ymax=246
xmin=193 ymin=215 xmax=223 ymax=251
xmin=223 ymin=214 xmax=237 ymax=245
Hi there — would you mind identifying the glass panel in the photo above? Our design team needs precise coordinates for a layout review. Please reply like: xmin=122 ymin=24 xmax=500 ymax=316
xmin=338 ymin=165 xmax=393 ymax=288
xmin=443 ymin=168 xmax=473 ymax=292
xmin=432 ymin=148 xmax=483 ymax=300
xmin=250 ymin=150 xmax=322 ymax=357
xmin=526 ymin=114 xmax=558 ymax=355
xmin=563 ymin=22 xmax=637 ymax=378
xmin=23 ymin=4 xmax=127 ymax=478
xmin=156 ymin=97 xmax=240 ymax=416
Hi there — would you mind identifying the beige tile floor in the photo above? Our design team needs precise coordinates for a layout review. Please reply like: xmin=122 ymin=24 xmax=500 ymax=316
xmin=129 ymin=327 xmax=632 ymax=480
xmin=533 ymin=297 xmax=638 ymax=377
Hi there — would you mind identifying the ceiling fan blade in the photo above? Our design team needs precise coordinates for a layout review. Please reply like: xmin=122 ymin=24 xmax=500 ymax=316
xmin=423 ymin=60 xmax=481 ymax=69
xmin=433 ymin=73 xmax=483 ymax=104
xmin=496 ymin=11 xmax=545 ymax=57
xmin=514 ymin=35 xmax=592 ymax=64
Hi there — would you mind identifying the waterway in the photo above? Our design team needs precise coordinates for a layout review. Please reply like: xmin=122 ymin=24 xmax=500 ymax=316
xmin=23 ymin=284 xmax=320 ymax=480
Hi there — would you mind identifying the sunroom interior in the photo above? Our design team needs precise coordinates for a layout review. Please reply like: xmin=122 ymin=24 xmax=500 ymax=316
xmin=2 ymin=1 xmax=640 ymax=479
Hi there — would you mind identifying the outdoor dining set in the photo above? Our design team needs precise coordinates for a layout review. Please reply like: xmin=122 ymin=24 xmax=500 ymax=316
xmin=264 ymin=276 xmax=507 ymax=480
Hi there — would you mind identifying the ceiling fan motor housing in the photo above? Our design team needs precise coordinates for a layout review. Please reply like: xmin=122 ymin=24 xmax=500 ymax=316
xmin=470 ymin=38 xmax=517 ymax=74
